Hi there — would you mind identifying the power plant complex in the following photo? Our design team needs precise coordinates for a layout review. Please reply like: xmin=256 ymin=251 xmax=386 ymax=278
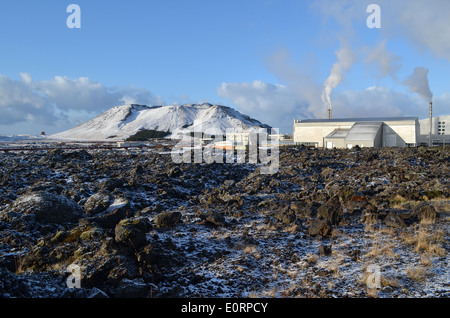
xmin=293 ymin=102 xmax=450 ymax=148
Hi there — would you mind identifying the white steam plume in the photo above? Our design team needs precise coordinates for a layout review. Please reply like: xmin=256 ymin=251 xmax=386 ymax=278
xmin=403 ymin=67 xmax=433 ymax=102
xmin=321 ymin=43 xmax=357 ymax=110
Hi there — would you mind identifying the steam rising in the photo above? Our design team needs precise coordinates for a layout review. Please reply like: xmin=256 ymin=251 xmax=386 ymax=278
xmin=321 ymin=43 xmax=357 ymax=110
xmin=403 ymin=67 xmax=433 ymax=102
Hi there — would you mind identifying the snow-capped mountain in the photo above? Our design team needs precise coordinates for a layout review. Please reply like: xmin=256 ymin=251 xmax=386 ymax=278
xmin=50 ymin=103 xmax=271 ymax=140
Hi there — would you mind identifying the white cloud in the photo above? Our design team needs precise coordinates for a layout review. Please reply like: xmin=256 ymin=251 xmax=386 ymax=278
xmin=219 ymin=48 xmax=348 ymax=133
xmin=19 ymin=72 xmax=33 ymax=84
xmin=363 ymin=40 xmax=402 ymax=80
xmin=34 ymin=76 xmax=164 ymax=112
xmin=332 ymin=86 xmax=418 ymax=118
xmin=221 ymin=0 xmax=449 ymax=133
xmin=310 ymin=0 xmax=367 ymax=39
xmin=0 ymin=74 xmax=51 ymax=126
xmin=334 ymin=85 xmax=450 ymax=122
xmin=218 ymin=79 xmax=448 ymax=134
xmin=312 ymin=0 xmax=450 ymax=63
xmin=0 ymin=73 xmax=164 ymax=134
xmin=218 ymin=80 xmax=318 ymax=133
xmin=380 ymin=0 xmax=450 ymax=61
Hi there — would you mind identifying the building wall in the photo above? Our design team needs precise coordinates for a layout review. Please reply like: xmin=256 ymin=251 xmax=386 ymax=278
xmin=418 ymin=133 xmax=450 ymax=146
xmin=417 ymin=115 xmax=450 ymax=145
xmin=347 ymin=139 xmax=374 ymax=148
xmin=294 ymin=118 xmax=418 ymax=148
xmin=419 ymin=115 xmax=450 ymax=135
xmin=293 ymin=122 xmax=354 ymax=148
xmin=324 ymin=137 xmax=346 ymax=149
xmin=346 ymin=128 xmax=382 ymax=148
xmin=382 ymin=119 xmax=419 ymax=146
xmin=374 ymin=125 xmax=383 ymax=147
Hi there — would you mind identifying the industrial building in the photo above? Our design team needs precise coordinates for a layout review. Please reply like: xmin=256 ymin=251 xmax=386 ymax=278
xmin=293 ymin=113 xmax=450 ymax=148
xmin=293 ymin=117 xmax=420 ymax=148
xmin=418 ymin=115 xmax=450 ymax=146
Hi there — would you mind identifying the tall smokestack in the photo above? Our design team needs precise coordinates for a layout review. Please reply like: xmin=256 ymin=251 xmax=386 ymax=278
xmin=429 ymin=101 xmax=432 ymax=147
xmin=327 ymin=106 xmax=332 ymax=120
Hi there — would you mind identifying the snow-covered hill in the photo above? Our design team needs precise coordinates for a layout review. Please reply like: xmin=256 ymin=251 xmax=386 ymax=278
xmin=50 ymin=103 xmax=271 ymax=140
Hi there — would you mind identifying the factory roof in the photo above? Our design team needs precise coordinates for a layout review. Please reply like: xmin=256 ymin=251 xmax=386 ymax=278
xmin=295 ymin=117 xmax=418 ymax=124
xmin=325 ymin=122 xmax=383 ymax=141
xmin=326 ymin=128 xmax=350 ymax=139
xmin=345 ymin=122 xmax=383 ymax=141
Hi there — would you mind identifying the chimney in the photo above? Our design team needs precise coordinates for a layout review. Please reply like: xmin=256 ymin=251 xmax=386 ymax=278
xmin=429 ymin=101 xmax=432 ymax=147
xmin=327 ymin=106 xmax=332 ymax=120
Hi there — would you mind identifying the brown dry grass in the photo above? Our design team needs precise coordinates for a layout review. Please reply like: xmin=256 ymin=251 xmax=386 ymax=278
xmin=363 ymin=224 xmax=399 ymax=260
xmin=243 ymin=244 xmax=262 ymax=259
xmin=360 ymin=265 xmax=401 ymax=298
xmin=306 ymin=253 xmax=318 ymax=264
xmin=364 ymin=242 xmax=399 ymax=259
xmin=401 ymin=221 xmax=447 ymax=257
xmin=391 ymin=195 xmax=450 ymax=210
xmin=406 ymin=266 xmax=430 ymax=281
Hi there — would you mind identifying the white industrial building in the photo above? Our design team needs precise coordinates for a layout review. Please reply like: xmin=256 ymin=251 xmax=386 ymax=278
xmin=418 ymin=115 xmax=450 ymax=146
xmin=293 ymin=117 xmax=420 ymax=148
xmin=293 ymin=115 xmax=450 ymax=148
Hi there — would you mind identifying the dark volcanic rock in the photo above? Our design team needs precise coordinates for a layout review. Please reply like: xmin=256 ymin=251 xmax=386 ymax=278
xmin=100 ymin=178 xmax=125 ymax=191
xmin=82 ymin=257 xmax=119 ymax=289
xmin=412 ymin=202 xmax=437 ymax=223
xmin=359 ymin=202 xmax=379 ymax=224
xmin=198 ymin=210 xmax=227 ymax=227
xmin=274 ymin=205 xmax=297 ymax=225
xmin=308 ymin=218 xmax=332 ymax=237
xmin=82 ymin=196 xmax=130 ymax=229
xmin=384 ymin=213 xmax=406 ymax=228
xmin=290 ymin=201 xmax=316 ymax=218
xmin=115 ymin=217 xmax=152 ymax=249
xmin=318 ymin=244 xmax=332 ymax=256
xmin=83 ymin=191 xmax=114 ymax=216
xmin=114 ymin=278 xmax=149 ymax=298
xmin=317 ymin=196 xmax=342 ymax=225
xmin=1 ymin=145 xmax=448 ymax=298
xmin=10 ymin=191 xmax=84 ymax=224
xmin=154 ymin=211 xmax=182 ymax=228
xmin=18 ymin=245 xmax=57 ymax=272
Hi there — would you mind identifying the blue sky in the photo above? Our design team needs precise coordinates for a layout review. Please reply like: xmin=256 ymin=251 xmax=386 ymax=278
xmin=1 ymin=0 xmax=449 ymax=134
